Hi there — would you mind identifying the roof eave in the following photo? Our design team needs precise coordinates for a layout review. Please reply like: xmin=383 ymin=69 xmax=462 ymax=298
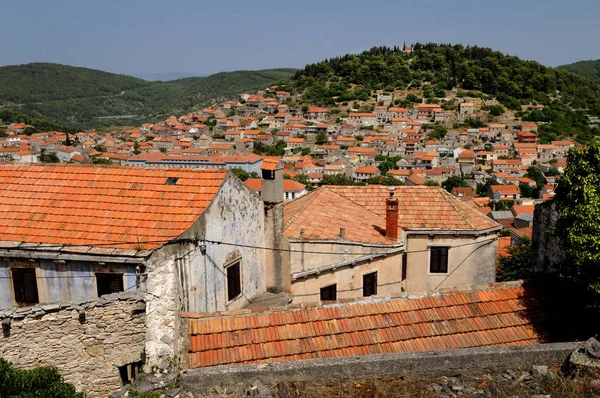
xmin=404 ymin=225 xmax=502 ymax=236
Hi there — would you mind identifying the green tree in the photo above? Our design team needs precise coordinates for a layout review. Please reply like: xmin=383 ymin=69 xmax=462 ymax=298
xmin=441 ymin=176 xmax=469 ymax=192
xmin=321 ymin=174 xmax=364 ymax=186
xmin=315 ymin=131 xmax=328 ymax=144
xmin=292 ymin=174 xmax=312 ymax=191
xmin=231 ymin=168 xmax=251 ymax=181
xmin=519 ymin=182 xmax=534 ymax=198
xmin=0 ymin=358 xmax=83 ymax=397
xmin=365 ymin=175 xmax=404 ymax=186
xmin=553 ymin=141 xmax=600 ymax=296
xmin=497 ymin=238 xmax=532 ymax=282
xmin=425 ymin=180 xmax=440 ymax=186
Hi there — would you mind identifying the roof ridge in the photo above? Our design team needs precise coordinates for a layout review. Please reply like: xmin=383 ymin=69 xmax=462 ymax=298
xmin=439 ymin=188 xmax=476 ymax=230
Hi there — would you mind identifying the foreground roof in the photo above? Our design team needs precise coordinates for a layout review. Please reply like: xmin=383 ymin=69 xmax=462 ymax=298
xmin=326 ymin=186 xmax=500 ymax=232
xmin=0 ymin=164 xmax=227 ymax=250
xmin=185 ymin=282 xmax=544 ymax=368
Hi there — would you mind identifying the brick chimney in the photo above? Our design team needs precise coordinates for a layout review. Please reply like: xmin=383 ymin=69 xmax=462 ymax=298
xmin=386 ymin=187 xmax=399 ymax=240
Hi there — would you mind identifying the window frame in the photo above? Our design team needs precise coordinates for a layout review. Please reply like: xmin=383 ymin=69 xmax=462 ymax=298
xmin=96 ymin=272 xmax=125 ymax=297
xmin=320 ymin=284 xmax=337 ymax=301
xmin=11 ymin=267 xmax=40 ymax=305
xmin=429 ymin=246 xmax=450 ymax=274
xmin=362 ymin=271 xmax=378 ymax=297
xmin=225 ymin=261 xmax=242 ymax=302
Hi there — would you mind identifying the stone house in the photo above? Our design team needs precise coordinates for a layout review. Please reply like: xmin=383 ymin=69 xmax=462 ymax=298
xmin=282 ymin=186 xmax=501 ymax=302
xmin=57 ymin=146 xmax=81 ymax=163
xmin=488 ymin=184 xmax=521 ymax=201
xmin=304 ymin=107 xmax=330 ymax=121
xmin=0 ymin=164 xmax=269 ymax=373
xmin=347 ymin=113 xmax=377 ymax=126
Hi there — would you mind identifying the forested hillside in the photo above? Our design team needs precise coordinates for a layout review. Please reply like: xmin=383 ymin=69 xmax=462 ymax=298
xmin=557 ymin=59 xmax=600 ymax=84
xmin=0 ymin=63 xmax=296 ymax=127
xmin=287 ymin=44 xmax=600 ymax=143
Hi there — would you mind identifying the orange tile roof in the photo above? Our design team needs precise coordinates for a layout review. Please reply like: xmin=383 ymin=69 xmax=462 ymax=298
xmin=326 ymin=186 xmax=500 ymax=232
xmin=283 ymin=188 xmax=393 ymax=244
xmin=185 ymin=283 xmax=545 ymax=368
xmin=0 ymin=165 xmax=227 ymax=250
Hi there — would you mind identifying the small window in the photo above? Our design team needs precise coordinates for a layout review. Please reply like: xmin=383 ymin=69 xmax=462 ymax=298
xmin=96 ymin=273 xmax=124 ymax=297
xmin=430 ymin=247 xmax=449 ymax=273
xmin=320 ymin=284 xmax=337 ymax=301
xmin=165 ymin=177 xmax=179 ymax=185
xmin=363 ymin=272 xmax=378 ymax=297
xmin=12 ymin=268 xmax=39 ymax=304
xmin=226 ymin=262 xmax=241 ymax=301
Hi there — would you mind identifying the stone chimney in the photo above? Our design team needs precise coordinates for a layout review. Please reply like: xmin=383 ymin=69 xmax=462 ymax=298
xmin=386 ymin=187 xmax=399 ymax=240
xmin=261 ymin=158 xmax=290 ymax=293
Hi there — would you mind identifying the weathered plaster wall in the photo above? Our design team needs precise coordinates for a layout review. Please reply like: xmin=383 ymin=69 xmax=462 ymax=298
xmin=404 ymin=233 xmax=498 ymax=294
xmin=143 ymin=175 xmax=267 ymax=371
xmin=0 ymin=293 xmax=146 ymax=398
xmin=289 ymin=241 xmax=404 ymax=303
xmin=0 ymin=257 xmax=137 ymax=310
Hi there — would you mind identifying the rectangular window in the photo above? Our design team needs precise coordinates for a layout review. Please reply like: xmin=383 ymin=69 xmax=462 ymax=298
xmin=226 ymin=262 xmax=241 ymax=301
xmin=12 ymin=268 xmax=39 ymax=304
xmin=430 ymin=247 xmax=449 ymax=273
xmin=96 ymin=273 xmax=124 ymax=297
xmin=320 ymin=284 xmax=337 ymax=301
xmin=363 ymin=272 xmax=378 ymax=297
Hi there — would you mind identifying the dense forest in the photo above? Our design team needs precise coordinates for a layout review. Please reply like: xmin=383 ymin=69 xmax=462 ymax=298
xmin=0 ymin=63 xmax=296 ymax=127
xmin=287 ymin=44 xmax=600 ymax=143
xmin=558 ymin=59 xmax=600 ymax=84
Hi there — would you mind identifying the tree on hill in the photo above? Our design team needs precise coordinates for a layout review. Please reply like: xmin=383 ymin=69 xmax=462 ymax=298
xmin=552 ymin=141 xmax=600 ymax=298
xmin=442 ymin=176 xmax=470 ymax=192
xmin=0 ymin=358 xmax=83 ymax=397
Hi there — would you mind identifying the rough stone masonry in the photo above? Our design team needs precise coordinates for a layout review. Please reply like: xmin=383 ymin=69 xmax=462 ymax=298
xmin=0 ymin=292 xmax=146 ymax=398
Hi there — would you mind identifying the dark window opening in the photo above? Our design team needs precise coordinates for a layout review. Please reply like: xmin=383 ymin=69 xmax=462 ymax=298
xmin=363 ymin=272 xmax=378 ymax=297
xmin=12 ymin=268 xmax=39 ymax=304
xmin=430 ymin=247 xmax=449 ymax=273
xmin=226 ymin=262 xmax=241 ymax=301
xmin=118 ymin=361 xmax=143 ymax=385
xmin=165 ymin=177 xmax=179 ymax=185
xmin=320 ymin=284 xmax=337 ymax=301
xmin=96 ymin=273 xmax=124 ymax=297
xmin=401 ymin=253 xmax=407 ymax=281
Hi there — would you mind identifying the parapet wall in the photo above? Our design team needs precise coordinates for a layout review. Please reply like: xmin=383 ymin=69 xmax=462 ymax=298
xmin=182 ymin=342 xmax=578 ymax=391
xmin=0 ymin=292 xmax=146 ymax=398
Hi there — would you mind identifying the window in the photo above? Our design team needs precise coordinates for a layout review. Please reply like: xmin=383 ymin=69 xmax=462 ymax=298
xmin=320 ymin=284 xmax=337 ymax=301
xmin=96 ymin=273 xmax=124 ymax=297
xmin=12 ymin=268 xmax=39 ymax=304
xmin=430 ymin=247 xmax=449 ymax=273
xmin=226 ymin=262 xmax=241 ymax=301
xmin=363 ymin=272 xmax=378 ymax=297
xmin=165 ymin=177 xmax=179 ymax=185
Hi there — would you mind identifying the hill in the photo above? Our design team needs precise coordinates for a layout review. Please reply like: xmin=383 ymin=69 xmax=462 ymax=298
xmin=285 ymin=44 xmax=600 ymax=143
xmin=0 ymin=63 xmax=296 ymax=127
xmin=557 ymin=59 xmax=600 ymax=84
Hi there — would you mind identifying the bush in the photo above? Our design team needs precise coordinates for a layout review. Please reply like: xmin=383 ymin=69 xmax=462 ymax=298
xmin=0 ymin=358 xmax=83 ymax=397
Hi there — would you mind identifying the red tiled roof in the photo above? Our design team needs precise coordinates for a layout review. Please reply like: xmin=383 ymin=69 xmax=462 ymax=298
xmin=185 ymin=283 xmax=545 ymax=368
xmin=326 ymin=186 xmax=500 ymax=232
xmin=283 ymin=187 xmax=394 ymax=244
xmin=0 ymin=165 xmax=227 ymax=250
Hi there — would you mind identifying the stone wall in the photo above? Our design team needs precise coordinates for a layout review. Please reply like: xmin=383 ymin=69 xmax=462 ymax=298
xmin=182 ymin=342 xmax=578 ymax=393
xmin=0 ymin=292 xmax=146 ymax=398
xmin=531 ymin=200 xmax=564 ymax=273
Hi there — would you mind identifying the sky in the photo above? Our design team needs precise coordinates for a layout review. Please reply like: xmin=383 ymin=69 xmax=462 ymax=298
xmin=1 ymin=0 xmax=599 ymax=78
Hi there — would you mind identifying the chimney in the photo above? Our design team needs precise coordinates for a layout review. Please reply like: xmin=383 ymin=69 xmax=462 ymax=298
xmin=386 ymin=187 xmax=399 ymax=240
xmin=261 ymin=158 xmax=283 ymax=204
xmin=339 ymin=227 xmax=346 ymax=239
xmin=261 ymin=158 xmax=290 ymax=293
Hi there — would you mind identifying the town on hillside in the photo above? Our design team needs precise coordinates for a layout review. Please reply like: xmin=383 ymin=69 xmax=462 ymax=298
xmin=1 ymin=63 xmax=598 ymax=397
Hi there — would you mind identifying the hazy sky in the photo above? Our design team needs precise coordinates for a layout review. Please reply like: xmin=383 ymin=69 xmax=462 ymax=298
xmin=1 ymin=0 xmax=599 ymax=76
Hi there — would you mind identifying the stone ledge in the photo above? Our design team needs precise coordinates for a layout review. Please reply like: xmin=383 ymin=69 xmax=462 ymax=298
xmin=0 ymin=291 xmax=145 ymax=320
xmin=181 ymin=341 xmax=579 ymax=390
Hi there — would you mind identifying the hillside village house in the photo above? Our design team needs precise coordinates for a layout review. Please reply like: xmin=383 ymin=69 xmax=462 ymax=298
xmin=0 ymin=164 xmax=270 ymax=370
xmin=282 ymin=186 xmax=501 ymax=302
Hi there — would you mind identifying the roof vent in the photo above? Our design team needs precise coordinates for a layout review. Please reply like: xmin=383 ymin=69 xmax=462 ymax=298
xmin=165 ymin=177 xmax=179 ymax=185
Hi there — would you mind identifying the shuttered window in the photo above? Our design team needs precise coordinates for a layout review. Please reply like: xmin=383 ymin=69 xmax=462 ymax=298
xmin=226 ymin=262 xmax=241 ymax=301
xmin=12 ymin=268 xmax=39 ymax=304
xmin=430 ymin=247 xmax=449 ymax=273
xmin=320 ymin=284 xmax=337 ymax=301
xmin=96 ymin=273 xmax=124 ymax=297
xmin=363 ymin=272 xmax=378 ymax=297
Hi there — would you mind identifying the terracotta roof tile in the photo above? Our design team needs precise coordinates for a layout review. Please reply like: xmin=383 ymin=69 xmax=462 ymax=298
xmin=0 ymin=164 xmax=227 ymax=250
xmin=186 ymin=283 xmax=546 ymax=367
